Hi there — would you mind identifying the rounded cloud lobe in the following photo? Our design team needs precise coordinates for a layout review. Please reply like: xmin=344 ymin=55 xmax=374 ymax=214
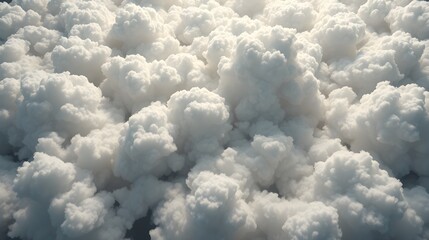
xmin=1 ymin=0 xmax=429 ymax=240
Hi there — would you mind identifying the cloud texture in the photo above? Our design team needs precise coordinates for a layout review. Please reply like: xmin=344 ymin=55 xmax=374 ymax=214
xmin=1 ymin=0 xmax=429 ymax=239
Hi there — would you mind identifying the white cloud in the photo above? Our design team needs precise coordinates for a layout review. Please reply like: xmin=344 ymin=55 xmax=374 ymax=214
xmin=7 ymin=72 xmax=122 ymax=159
xmin=100 ymin=54 xmax=183 ymax=113
xmin=0 ymin=3 xmax=41 ymax=41
xmin=1 ymin=0 xmax=429 ymax=239
xmin=167 ymin=87 xmax=231 ymax=160
xmin=326 ymin=82 xmax=429 ymax=177
xmin=56 ymin=1 xmax=115 ymax=34
xmin=151 ymin=171 xmax=256 ymax=240
xmin=114 ymin=102 xmax=177 ymax=181
xmin=262 ymin=0 xmax=317 ymax=32
xmin=298 ymin=150 xmax=418 ymax=239
xmin=61 ymin=192 xmax=114 ymax=238
xmin=51 ymin=36 xmax=112 ymax=85
xmin=66 ymin=124 xmax=123 ymax=189
xmin=13 ymin=25 xmax=61 ymax=56
xmin=252 ymin=191 xmax=341 ymax=240
xmin=366 ymin=31 xmax=424 ymax=76
xmin=357 ymin=0 xmax=393 ymax=33
xmin=387 ymin=1 xmax=429 ymax=40
xmin=168 ymin=5 xmax=216 ymax=45
xmin=107 ymin=3 xmax=169 ymax=53
xmin=329 ymin=49 xmax=403 ymax=95
xmin=311 ymin=11 xmax=366 ymax=61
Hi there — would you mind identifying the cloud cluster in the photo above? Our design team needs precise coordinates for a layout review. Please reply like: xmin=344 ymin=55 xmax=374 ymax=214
xmin=1 ymin=0 xmax=429 ymax=239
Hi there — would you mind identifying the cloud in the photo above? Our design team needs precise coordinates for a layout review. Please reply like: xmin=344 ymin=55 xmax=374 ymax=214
xmin=55 ymin=1 xmax=115 ymax=34
xmin=262 ymin=0 xmax=317 ymax=32
xmin=252 ymin=191 xmax=341 ymax=240
xmin=387 ymin=1 xmax=429 ymax=40
xmin=0 ymin=2 xmax=41 ymax=41
xmin=357 ymin=0 xmax=393 ymax=33
xmin=100 ymin=54 xmax=183 ymax=113
xmin=6 ymin=71 xmax=122 ymax=159
xmin=326 ymin=82 xmax=429 ymax=177
xmin=151 ymin=171 xmax=256 ymax=240
xmin=51 ymin=37 xmax=112 ymax=85
xmin=167 ymin=87 xmax=231 ymax=158
xmin=114 ymin=102 xmax=177 ymax=181
xmin=311 ymin=11 xmax=366 ymax=61
xmin=168 ymin=5 xmax=216 ymax=45
xmin=107 ymin=3 xmax=169 ymax=53
xmin=0 ymin=156 xmax=18 ymax=236
xmin=298 ymin=150 xmax=421 ymax=239
xmin=1 ymin=0 xmax=429 ymax=239
xmin=12 ymin=26 xmax=61 ymax=56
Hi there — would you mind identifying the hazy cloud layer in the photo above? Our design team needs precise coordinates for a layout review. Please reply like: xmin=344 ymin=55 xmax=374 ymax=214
xmin=1 ymin=0 xmax=429 ymax=239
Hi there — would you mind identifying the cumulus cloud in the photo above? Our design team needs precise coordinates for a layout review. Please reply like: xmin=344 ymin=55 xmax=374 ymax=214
xmin=107 ymin=3 xmax=170 ymax=53
xmin=298 ymin=150 xmax=414 ymax=239
xmin=0 ymin=156 xmax=18 ymax=236
xmin=1 ymin=0 xmax=429 ymax=239
xmin=6 ymin=71 xmax=122 ymax=159
xmin=387 ymin=0 xmax=429 ymax=40
xmin=51 ymin=36 xmax=112 ymax=85
xmin=151 ymin=171 xmax=256 ymax=240
xmin=262 ymin=0 xmax=317 ymax=32
xmin=0 ymin=2 xmax=41 ymax=41
xmin=252 ymin=192 xmax=341 ymax=240
xmin=114 ymin=102 xmax=177 ymax=181
xmin=325 ymin=82 xmax=429 ymax=177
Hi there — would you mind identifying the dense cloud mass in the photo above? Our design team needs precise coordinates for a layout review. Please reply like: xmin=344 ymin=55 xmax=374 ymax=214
xmin=1 ymin=0 xmax=429 ymax=239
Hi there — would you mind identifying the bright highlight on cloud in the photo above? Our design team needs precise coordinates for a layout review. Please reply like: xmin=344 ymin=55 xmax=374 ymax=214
xmin=1 ymin=0 xmax=429 ymax=239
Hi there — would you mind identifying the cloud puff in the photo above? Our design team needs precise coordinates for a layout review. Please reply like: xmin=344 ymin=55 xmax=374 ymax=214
xmin=51 ymin=36 xmax=112 ymax=85
xmin=312 ymin=11 xmax=366 ymax=61
xmin=8 ymin=72 xmax=122 ymax=159
xmin=387 ymin=1 xmax=429 ymax=40
xmin=369 ymin=31 xmax=424 ymax=77
xmin=55 ymin=1 xmax=114 ymax=34
xmin=151 ymin=171 xmax=256 ymax=240
xmin=167 ymin=87 xmax=231 ymax=159
xmin=0 ymin=2 xmax=40 ymax=41
xmin=357 ymin=0 xmax=393 ymax=33
xmin=168 ymin=5 xmax=216 ymax=45
xmin=13 ymin=25 xmax=61 ymax=56
xmin=1 ymin=0 xmax=429 ymax=239
xmin=100 ymin=54 xmax=182 ymax=113
xmin=108 ymin=3 xmax=169 ymax=53
xmin=329 ymin=49 xmax=403 ymax=95
xmin=65 ymin=124 xmax=123 ymax=189
xmin=326 ymin=82 xmax=429 ymax=177
xmin=298 ymin=150 xmax=419 ymax=239
xmin=262 ymin=0 xmax=317 ymax=32
xmin=114 ymin=102 xmax=177 ymax=181
xmin=252 ymin=191 xmax=341 ymax=240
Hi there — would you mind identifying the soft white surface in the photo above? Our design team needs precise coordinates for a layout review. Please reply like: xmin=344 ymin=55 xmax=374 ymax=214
xmin=1 ymin=0 xmax=429 ymax=239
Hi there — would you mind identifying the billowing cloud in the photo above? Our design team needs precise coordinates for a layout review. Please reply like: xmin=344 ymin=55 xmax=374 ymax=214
xmin=1 ymin=0 xmax=429 ymax=239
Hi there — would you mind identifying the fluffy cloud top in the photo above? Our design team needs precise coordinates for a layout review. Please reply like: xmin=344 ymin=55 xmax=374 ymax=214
xmin=1 ymin=0 xmax=429 ymax=240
